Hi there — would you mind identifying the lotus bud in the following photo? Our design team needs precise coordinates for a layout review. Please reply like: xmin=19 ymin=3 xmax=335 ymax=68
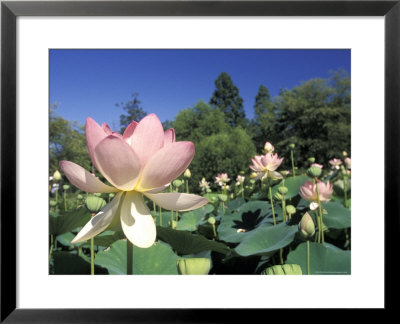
xmin=288 ymin=143 xmax=295 ymax=149
xmin=278 ymin=186 xmax=288 ymax=195
xmin=274 ymin=192 xmax=282 ymax=200
xmin=77 ymin=194 xmax=83 ymax=200
xmin=299 ymin=212 xmax=315 ymax=238
xmin=63 ymin=184 xmax=70 ymax=191
xmin=207 ymin=216 xmax=216 ymax=225
xmin=342 ymin=151 xmax=348 ymax=157
xmin=264 ymin=141 xmax=274 ymax=153
xmin=85 ymin=196 xmax=107 ymax=214
xmin=184 ymin=169 xmax=191 ymax=178
xmin=53 ymin=170 xmax=62 ymax=181
xmin=307 ymin=157 xmax=315 ymax=163
xmin=177 ymin=258 xmax=211 ymax=275
xmin=170 ymin=220 xmax=177 ymax=229
xmin=307 ymin=166 xmax=322 ymax=178
xmin=262 ymin=264 xmax=302 ymax=275
xmin=109 ymin=193 xmax=115 ymax=199
xmin=173 ymin=179 xmax=183 ymax=187
xmin=49 ymin=200 xmax=57 ymax=207
xmin=286 ymin=205 xmax=296 ymax=215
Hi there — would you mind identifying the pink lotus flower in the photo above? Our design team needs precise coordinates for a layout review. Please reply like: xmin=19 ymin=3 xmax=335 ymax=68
xmin=329 ymin=158 xmax=342 ymax=169
xmin=299 ymin=180 xmax=333 ymax=210
xmin=215 ymin=173 xmax=230 ymax=186
xmin=235 ymin=175 xmax=245 ymax=186
xmin=264 ymin=141 xmax=274 ymax=153
xmin=249 ymin=153 xmax=284 ymax=181
xmin=311 ymin=163 xmax=323 ymax=169
xmin=60 ymin=114 xmax=208 ymax=248
xmin=344 ymin=157 xmax=351 ymax=169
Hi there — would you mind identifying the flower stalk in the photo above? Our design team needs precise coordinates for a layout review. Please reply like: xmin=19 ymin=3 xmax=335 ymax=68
xmin=127 ymin=239 xmax=133 ymax=275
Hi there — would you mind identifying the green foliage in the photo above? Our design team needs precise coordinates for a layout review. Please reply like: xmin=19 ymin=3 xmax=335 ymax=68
xmin=209 ymin=72 xmax=247 ymax=128
xmin=116 ymin=93 xmax=147 ymax=133
xmin=95 ymin=240 xmax=180 ymax=275
xmin=190 ymin=127 xmax=256 ymax=192
xmin=172 ymin=100 xmax=230 ymax=143
xmin=252 ymin=84 xmax=277 ymax=151
xmin=286 ymin=242 xmax=351 ymax=274
xmin=273 ymin=71 xmax=351 ymax=168
xmin=49 ymin=104 xmax=91 ymax=174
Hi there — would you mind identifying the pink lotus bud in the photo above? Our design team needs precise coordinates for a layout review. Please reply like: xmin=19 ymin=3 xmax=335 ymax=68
xmin=264 ymin=141 xmax=274 ymax=153
xmin=344 ymin=157 xmax=351 ymax=169
xmin=329 ymin=158 xmax=342 ymax=170
xmin=311 ymin=163 xmax=323 ymax=169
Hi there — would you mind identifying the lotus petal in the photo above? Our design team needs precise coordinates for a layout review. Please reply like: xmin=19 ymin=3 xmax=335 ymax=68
xmin=120 ymin=191 xmax=156 ymax=248
xmin=59 ymin=161 xmax=118 ymax=193
xmin=144 ymin=192 xmax=208 ymax=211
xmin=71 ymin=192 xmax=124 ymax=243
xmin=93 ymin=135 xmax=141 ymax=191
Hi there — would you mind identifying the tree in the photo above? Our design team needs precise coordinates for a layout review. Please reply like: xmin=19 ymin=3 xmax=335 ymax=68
xmin=189 ymin=127 xmax=256 ymax=193
xmin=172 ymin=101 xmax=230 ymax=143
xmin=49 ymin=103 xmax=91 ymax=177
xmin=116 ymin=93 xmax=147 ymax=133
xmin=209 ymin=72 xmax=246 ymax=128
xmin=252 ymin=85 xmax=277 ymax=151
xmin=273 ymin=72 xmax=351 ymax=168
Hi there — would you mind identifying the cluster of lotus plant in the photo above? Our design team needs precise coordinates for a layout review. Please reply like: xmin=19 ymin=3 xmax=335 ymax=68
xmin=49 ymin=114 xmax=351 ymax=275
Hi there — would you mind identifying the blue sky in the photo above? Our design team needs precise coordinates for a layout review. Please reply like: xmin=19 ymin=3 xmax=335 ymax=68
xmin=50 ymin=49 xmax=350 ymax=129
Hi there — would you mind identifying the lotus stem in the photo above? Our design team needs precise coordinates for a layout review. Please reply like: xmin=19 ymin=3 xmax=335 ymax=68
xmin=306 ymin=240 xmax=311 ymax=275
xmin=290 ymin=149 xmax=296 ymax=176
xmin=127 ymin=239 xmax=133 ymax=275
xmin=343 ymin=176 xmax=348 ymax=208
xmin=268 ymin=185 xmax=276 ymax=225
xmin=90 ymin=212 xmax=95 ymax=275
xmin=315 ymin=180 xmax=325 ymax=244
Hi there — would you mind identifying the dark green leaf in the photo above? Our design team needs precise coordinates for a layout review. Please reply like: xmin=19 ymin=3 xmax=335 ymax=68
xmin=157 ymin=226 xmax=231 ymax=255
xmin=286 ymin=242 xmax=351 ymax=274
xmin=95 ymin=239 xmax=180 ymax=275
xmin=234 ymin=223 xmax=298 ymax=256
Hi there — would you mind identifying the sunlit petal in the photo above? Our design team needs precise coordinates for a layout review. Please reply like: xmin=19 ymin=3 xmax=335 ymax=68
xmin=94 ymin=135 xmax=141 ymax=191
xmin=59 ymin=161 xmax=118 ymax=193
xmin=144 ymin=192 xmax=208 ymax=211
xmin=137 ymin=141 xmax=194 ymax=191
xmin=130 ymin=114 xmax=164 ymax=166
xmin=71 ymin=192 xmax=124 ymax=243
xmin=120 ymin=191 xmax=156 ymax=248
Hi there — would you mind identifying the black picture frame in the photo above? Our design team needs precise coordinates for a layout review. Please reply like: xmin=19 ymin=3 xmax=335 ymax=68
xmin=1 ymin=0 xmax=398 ymax=321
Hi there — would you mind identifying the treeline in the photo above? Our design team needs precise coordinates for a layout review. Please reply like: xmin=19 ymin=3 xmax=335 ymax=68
xmin=50 ymin=69 xmax=350 ymax=193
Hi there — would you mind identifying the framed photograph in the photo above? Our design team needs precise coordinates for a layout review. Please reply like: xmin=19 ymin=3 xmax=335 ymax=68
xmin=1 ymin=0 xmax=398 ymax=321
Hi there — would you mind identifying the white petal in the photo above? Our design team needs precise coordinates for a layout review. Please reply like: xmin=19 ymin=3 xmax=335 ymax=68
xmin=71 ymin=192 xmax=123 ymax=243
xmin=144 ymin=192 xmax=208 ymax=212
xmin=310 ymin=202 xmax=319 ymax=211
xmin=145 ymin=183 xmax=170 ymax=194
xmin=120 ymin=191 xmax=156 ymax=248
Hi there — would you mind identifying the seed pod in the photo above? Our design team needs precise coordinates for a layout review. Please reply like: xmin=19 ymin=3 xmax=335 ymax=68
xmin=173 ymin=179 xmax=183 ymax=187
xmin=288 ymin=143 xmax=295 ymax=149
xmin=207 ymin=216 xmax=216 ymax=225
xmin=177 ymin=258 xmax=211 ymax=275
xmin=278 ymin=186 xmax=288 ymax=195
xmin=262 ymin=264 xmax=302 ymax=275
xmin=308 ymin=157 xmax=315 ymax=163
xmin=307 ymin=166 xmax=322 ymax=178
xmin=286 ymin=205 xmax=296 ymax=215
xmin=85 ymin=196 xmax=107 ymax=214
xmin=63 ymin=184 xmax=70 ymax=191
